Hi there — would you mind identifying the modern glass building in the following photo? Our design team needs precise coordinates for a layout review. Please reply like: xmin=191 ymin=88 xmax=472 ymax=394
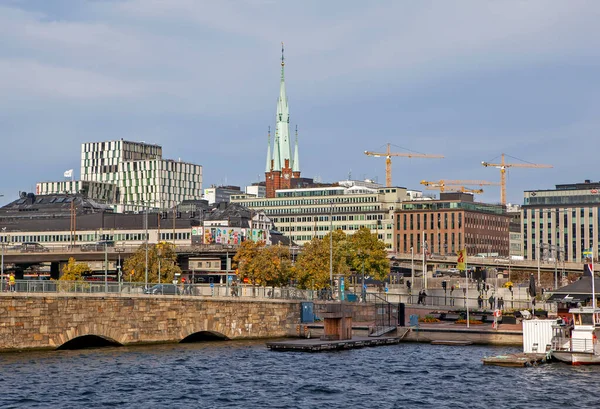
xmin=522 ymin=180 xmax=600 ymax=263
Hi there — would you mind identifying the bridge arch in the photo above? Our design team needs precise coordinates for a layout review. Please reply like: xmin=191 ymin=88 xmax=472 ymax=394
xmin=180 ymin=330 xmax=229 ymax=343
xmin=57 ymin=334 xmax=122 ymax=350
xmin=52 ymin=323 xmax=127 ymax=350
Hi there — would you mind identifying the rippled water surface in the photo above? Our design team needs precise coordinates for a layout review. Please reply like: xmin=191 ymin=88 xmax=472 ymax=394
xmin=0 ymin=340 xmax=598 ymax=408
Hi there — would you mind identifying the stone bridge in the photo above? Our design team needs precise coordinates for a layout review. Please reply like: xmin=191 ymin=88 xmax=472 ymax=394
xmin=0 ymin=294 xmax=308 ymax=351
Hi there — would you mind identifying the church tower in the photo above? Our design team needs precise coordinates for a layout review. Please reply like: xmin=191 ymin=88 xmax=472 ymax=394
xmin=265 ymin=43 xmax=301 ymax=198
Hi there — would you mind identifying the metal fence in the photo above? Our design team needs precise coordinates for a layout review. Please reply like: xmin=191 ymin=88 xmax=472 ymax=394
xmin=0 ymin=279 xmax=319 ymax=301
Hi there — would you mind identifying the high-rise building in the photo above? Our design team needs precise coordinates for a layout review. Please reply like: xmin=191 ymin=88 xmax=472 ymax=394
xmin=265 ymin=44 xmax=301 ymax=198
xmin=80 ymin=139 xmax=203 ymax=210
xmin=522 ymin=179 xmax=600 ymax=263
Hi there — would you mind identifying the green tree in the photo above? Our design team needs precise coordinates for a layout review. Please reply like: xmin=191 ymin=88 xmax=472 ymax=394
xmin=60 ymin=257 xmax=90 ymax=281
xmin=294 ymin=229 xmax=351 ymax=290
xmin=123 ymin=242 xmax=181 ymax=284
xmin=348 ymin=227 xmax=389 ymax=281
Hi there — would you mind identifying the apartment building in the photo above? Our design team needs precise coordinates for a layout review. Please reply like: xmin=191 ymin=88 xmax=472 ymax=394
xmin=394 ymin=192 xmax=510 ymax=256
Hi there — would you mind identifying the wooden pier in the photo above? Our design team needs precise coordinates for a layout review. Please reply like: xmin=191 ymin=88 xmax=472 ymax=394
xmin=482 ymin=353 xmax=548 ymax=367
xmin=266 ymin=336 xmax=400 ymax=352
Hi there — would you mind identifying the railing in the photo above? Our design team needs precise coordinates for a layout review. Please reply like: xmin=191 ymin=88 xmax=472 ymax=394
xmin=365 ymin=293 xmax=398 ymax=335
xmin=552 ymin=337 xmax=596 ymax=353
xmin=2 ymin=243 xmax=241 ymax=255
xmin=0 ymin=279 xmax=317 ymax=301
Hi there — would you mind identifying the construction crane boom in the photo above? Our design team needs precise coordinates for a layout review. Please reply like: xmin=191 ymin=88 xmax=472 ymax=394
xmin=425 ymin=185 xmax=484 ymax=194
xmin=481 ymin=153 xmax=552 ymax=205
xmin=364 ymin=143 xmax=444 ymax=187
xmin=420 ymin=180 xmax=500 ymax=190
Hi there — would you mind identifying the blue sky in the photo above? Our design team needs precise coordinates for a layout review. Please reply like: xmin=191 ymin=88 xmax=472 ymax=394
xmin=1 ymin=0 xmax=599 ymax=205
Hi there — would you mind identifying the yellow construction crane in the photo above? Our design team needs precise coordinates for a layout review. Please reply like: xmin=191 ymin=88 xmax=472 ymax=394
xmin=420 ymin=179 xmax=500 ymax=192
xmin=481 ymin=153 xmax=553 ymax=205
xmin=424 ymin=185 xmax=484 ymax=194
xmin=364 ymin=143 xmax=444 ymax=187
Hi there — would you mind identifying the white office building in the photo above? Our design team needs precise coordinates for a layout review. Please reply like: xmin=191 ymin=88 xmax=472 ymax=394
xmin=203 ymin=185 xmax=244 ymax=205
xmin=80 ymin=139 xmax=203 ymax=210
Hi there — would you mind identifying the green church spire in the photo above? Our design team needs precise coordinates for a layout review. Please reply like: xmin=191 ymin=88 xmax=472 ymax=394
xmin=275 ymin=42 xmax=292 ymax=167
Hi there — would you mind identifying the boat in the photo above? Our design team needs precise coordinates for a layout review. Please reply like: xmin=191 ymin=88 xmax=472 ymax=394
xmin=550 ymin=306 xmax=600 ymax=365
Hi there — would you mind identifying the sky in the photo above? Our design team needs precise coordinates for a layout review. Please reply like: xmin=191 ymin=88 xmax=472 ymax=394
xmin=1 ymin=0 xmax=600 ymax=206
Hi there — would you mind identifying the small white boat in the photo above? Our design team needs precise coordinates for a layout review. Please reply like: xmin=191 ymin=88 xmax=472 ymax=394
xmin=551 ymin=306 xmax=600 ymax=365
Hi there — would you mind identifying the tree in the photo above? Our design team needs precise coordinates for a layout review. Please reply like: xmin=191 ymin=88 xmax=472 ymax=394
xmin=294 ymin=229 xmax=351 ymax=290
xmin=123 ymin=242 xmax=181 ymax=284
xmin=348 ymin=227 xmax=389 ymax=281
xmin=60 ymin=257 xmax=90 ymax=281
xmin=233 ymin=240 xmax=266 ymax=286
xmin=258 ymin=245 xmax=294 ymax=288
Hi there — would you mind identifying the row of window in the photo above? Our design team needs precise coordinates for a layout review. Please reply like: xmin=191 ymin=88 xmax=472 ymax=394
xmin=1 ymin=231 xmax=192 ymax=245
xmin=265 ymin=206 xmax=381 ymax=215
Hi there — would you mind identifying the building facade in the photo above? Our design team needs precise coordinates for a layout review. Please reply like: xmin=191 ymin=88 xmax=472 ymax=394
xmin=522 ymin=180 xmax=600 ymax=263
xmin=80 ymin=139 xmax=203 ymax=210
xmin=265 ymin=46 xmax=301 ymax=198
xmin=231 ymin=184 xmax=410 ymax=250
xmin=245 ymin=184 xmax=266 ymax=198
xmin=394 ymin=193 xmax=510 ymax=256
xmin=36 ymin=180 xmax=118 ymax=204
xmin=506 ymin=204 xmax=522 ymax=258
xmin=203 ymin=186 xmax=244 ymax=205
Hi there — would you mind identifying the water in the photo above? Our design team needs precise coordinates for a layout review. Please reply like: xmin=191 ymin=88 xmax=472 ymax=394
xmin=0 ymin=341 xmax=597 ymax=409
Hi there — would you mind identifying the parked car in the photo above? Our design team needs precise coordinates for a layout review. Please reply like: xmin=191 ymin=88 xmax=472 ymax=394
xmin=447 ymin=268 xmax=460 ymax=275
xmin=19 ymin=242 xmax=50 ymax=253
xmin=81 ymin=240 xmax=115 ymax=252
xmin=144 ymin=284 xmax=180 ymax=295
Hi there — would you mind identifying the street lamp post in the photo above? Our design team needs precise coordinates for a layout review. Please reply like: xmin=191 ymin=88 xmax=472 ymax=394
xmin=145 ymin=204 xmax=149 ymax=289
xmin=329 ymin=202 xmax=334 ymax=292
xmin=157 ymin=246 xmax=161 ymax=285
xmin=422 ymin=231 xmax=427 ymax=290
xmin=1 ymin=227 xmax=5 ymax=292
xmin=537 ymin=241 xmax=542 ymax=290
xmin=116 ymin=247 xmax=125 ymax=293
xmin=104 ymin=242 xmax=108 ymax=293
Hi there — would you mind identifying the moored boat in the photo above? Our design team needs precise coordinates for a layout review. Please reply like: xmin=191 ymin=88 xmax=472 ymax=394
xmin=551 ymin=306 xmax=600 ymax=365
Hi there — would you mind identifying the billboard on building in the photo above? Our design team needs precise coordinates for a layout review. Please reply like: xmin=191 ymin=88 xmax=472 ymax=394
xmin=190 ymin=227 xmax=269 ymax=245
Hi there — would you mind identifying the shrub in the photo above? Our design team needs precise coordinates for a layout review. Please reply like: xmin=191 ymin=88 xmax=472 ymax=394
xmin=455 ymin=319 xmax=483 ymax=325
xmin=419 ymin=314 xmax=441 ymax=323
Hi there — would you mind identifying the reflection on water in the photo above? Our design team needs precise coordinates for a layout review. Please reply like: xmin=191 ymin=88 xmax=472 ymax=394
xmin=0 ymin=340 xmax=598 ymax=408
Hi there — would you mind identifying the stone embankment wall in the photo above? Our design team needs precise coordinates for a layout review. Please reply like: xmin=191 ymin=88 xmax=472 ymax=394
xmin=0 ymin=294 xmax=302 ymax=351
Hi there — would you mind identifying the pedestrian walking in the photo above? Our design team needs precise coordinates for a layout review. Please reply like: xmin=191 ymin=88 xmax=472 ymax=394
xmin=477 ymin=295 xmax=483 ymax=309
xmin=488 ymin=295 xmax=494 ymax=310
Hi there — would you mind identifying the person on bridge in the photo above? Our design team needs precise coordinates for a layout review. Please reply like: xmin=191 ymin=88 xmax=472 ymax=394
xmin=9 ymin=273 xmax=15 ymax=292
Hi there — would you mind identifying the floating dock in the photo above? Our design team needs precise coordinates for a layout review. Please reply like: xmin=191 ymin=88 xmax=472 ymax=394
xmin=482 ymin=353 xmax=548 ymax=367
xmin=266 ymin=336 xmax=400 ymax=352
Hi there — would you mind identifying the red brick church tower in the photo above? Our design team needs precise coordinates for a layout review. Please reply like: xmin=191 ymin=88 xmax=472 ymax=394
xmin=265 ymin=43 xmax=300 ymax=198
